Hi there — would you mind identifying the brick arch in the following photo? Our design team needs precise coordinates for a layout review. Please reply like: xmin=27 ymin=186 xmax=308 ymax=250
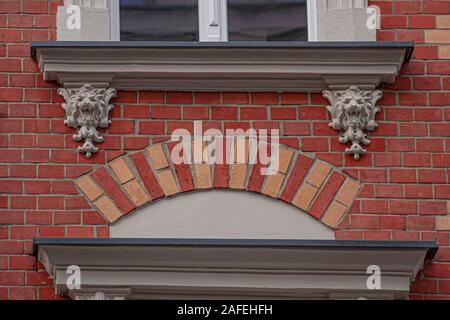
xmin=75 ymin=141 xmax=360 ymax=230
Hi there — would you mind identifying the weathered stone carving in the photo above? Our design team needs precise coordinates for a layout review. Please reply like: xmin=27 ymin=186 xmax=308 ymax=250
xmin=58 ymin=84 xmax=117 ymax=158
xmin=323 ymin=86 xmax=382 ymax=160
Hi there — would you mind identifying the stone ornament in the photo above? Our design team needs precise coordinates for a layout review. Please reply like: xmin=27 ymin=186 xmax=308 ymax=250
xmin=58 ymin=84 xmax=117 ymax=158
xmin=323 ymin=86 xmax=383 ymax=160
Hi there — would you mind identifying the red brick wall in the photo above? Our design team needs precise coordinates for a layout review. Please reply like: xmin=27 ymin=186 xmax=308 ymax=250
xmin=0 ymin=0 xmax=449 ymax=300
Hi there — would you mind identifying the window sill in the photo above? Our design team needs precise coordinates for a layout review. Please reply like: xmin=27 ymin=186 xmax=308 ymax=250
xmin=35 ymin=238 xmax=436 ymax=300
xmin=31 ymin=41 xmax=413 ymax=92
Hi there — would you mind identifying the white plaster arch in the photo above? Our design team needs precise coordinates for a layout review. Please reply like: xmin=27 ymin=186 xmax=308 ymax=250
xmin=110 ymin=190 xmax=335 ymax=239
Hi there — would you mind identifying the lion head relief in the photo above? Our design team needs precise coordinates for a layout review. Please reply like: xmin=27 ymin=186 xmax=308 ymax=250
xmin=58 ymin=84 xmax=117 ymax=158
xmin=323 ymin=86 xmax=382 ymax=160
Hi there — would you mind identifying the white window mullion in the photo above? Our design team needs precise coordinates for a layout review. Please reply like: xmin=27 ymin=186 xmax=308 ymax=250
xmin=307 ymin=0 xmax=318 ymax=41
xmin=109 ymin=0 xmax=120 ymax=41
xmin=198 ymin=0 xmax=228 ymax=42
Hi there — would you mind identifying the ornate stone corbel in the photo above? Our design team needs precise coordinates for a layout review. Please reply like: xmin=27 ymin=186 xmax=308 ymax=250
xmin=323 ymin=86 xmax=383 ymax=160
xmin=58 ymin=84 xmax=117 ymax=158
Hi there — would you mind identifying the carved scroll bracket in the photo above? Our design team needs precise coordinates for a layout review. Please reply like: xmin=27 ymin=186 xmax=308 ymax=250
xmin=323 ymin=86 xmax=383 ymax=160
xmin=58 ymin=84 xmax=117 ymax=158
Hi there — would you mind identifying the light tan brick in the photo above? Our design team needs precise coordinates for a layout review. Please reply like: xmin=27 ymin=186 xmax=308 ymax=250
xmin=271 ymin=147 xmax=294 ymax=174
xmin=94 ymin=196 xmax=122 ymax=223
xmin=148 ymin=144 xmax=169 ymax=170
xmin=194 ymin=164 xmax=212 ymax=189
xmin=123 ymin=179 xmax=150 ymax=206
xmin=437 ymin=16 xmax=450 ymax=29
xmin=232 ymin=137 xmax=250 ymax=164
xmin=76 ymin=175 xmax=103 ymax=201
xmin=219 ymin=137 xmax=234 ymax=164
xmin=307 ymin=161 xmax=332 ymax=188
xmin=229 ymin=164 xmax=247 ymax=189
xmin=439 ymin=46 xmax=450 ymax=59
xmin=192 ymin=139 xmax=207 ymax=164
xmin=335 ymin=179 xmax=360 ymax=207
xmin=157 ymin=170 xmax=179 ymax=196
xmin=436 ymin=216 xmax=450 ymax=231
xmin=109 ymin=157 xmax=134 ymax=184
xmin=425 ymin=30 xmax=450 ymax=44
xmin=262 ymin=173 xmax=285 ymax=198
xmin=321 ymin=201 xmax=347 ymax=229
xmin=292 ymin=183 xmax=318 ymax=211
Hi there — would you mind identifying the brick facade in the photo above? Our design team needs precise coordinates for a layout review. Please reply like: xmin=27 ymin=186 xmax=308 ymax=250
xmin=0 ymin=0 xmax=449 ymax=299
xmin=75 ymin=141 xmax=360 ymax=229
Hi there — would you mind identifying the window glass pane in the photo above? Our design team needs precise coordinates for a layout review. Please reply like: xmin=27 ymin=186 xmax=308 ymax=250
xmin=227 ymin=0 xmax=308 ymax=41
xmin=120 ymin=0 xmax=199 ymax=41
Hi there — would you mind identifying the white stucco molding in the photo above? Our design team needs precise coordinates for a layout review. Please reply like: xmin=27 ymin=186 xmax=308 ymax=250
xmin=35 ymin=238 xmax=437 ymax=300
xmin=317 ymin=0 xmax=376 ymax=41
xmin=31 ymin=41 xmax=412 ymax=92
xmin=57 ymin=0 xmax=111 ymax=41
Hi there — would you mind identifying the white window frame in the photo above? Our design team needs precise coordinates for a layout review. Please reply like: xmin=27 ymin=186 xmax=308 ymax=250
xmin=198 ymin=0 xmax=228 ymax=42
xmin=110 ymin=0 xmax=120 ymax=41
xmin=109 ymin=0 xmax=317 ymax=42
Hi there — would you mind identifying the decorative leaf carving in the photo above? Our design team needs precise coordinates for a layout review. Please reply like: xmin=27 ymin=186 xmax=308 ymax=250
xmin=323 ymin=86 xmax=383 ymax=160
xmin=58 ymin=84 xmax=117 ymax=158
